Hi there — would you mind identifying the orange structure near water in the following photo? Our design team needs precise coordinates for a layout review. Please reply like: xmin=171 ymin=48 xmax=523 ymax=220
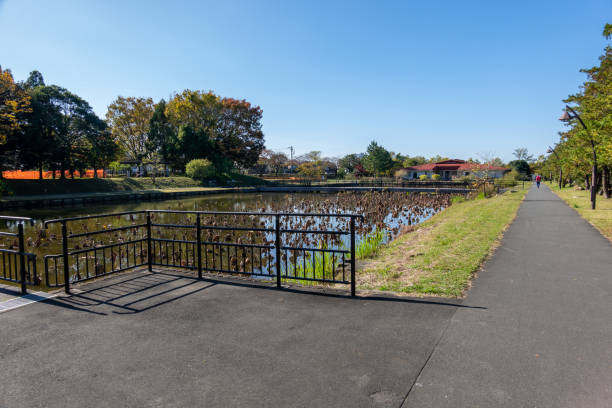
xmin=2 ymin=170 xmax=105 ymax=179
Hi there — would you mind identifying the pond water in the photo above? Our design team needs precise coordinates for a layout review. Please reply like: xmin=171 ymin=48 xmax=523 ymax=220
xmin=0 ymin=192 xmax=456 ymax=286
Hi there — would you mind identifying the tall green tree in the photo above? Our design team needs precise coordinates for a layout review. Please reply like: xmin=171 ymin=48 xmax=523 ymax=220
xmin=363 ymin=141 xmax=393 ymax=176
xmin=147 ymin=100 xmax=181 ymax=169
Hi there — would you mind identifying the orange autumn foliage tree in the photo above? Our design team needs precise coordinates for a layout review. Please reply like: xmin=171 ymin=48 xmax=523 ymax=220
xmin=0 ymin=67 xmax=32 ymax=144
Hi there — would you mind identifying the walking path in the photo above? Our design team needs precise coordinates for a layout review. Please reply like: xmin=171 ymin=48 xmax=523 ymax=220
xmin=403 ymin=184 xmax=612 ymax=407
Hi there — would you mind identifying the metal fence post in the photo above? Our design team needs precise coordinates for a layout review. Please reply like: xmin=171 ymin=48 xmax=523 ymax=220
xmin=18 ymin=223 xmax=26 ymax=295
xmin=350 ymin=217 xmax=356 ymax=297
xmin=196 ymin=214 xmax=202 ymax=279
xmin=146 ymin=213 xmax=152 ymax=272
xmin=275 ymin=214 xmax=281 ymax=288
xmin=61 ymin=220 xmax=70 ymax=294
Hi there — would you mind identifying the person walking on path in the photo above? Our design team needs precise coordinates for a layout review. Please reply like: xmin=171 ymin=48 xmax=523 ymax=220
xmin=535 ymin=174 xmax=541 ymax=188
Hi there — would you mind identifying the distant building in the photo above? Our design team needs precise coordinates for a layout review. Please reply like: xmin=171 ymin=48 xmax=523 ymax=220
xmin=399 ymin=159 xmax=510 ymax=180
xmin=324 ymin=166 xmax=337 ymax=177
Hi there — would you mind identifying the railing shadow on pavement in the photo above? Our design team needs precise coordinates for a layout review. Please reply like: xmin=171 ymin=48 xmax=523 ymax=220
xmin=41 ymin=270 xmax=217 ymax=315
xmin=35 ymin=268 xmax=486 ymax=315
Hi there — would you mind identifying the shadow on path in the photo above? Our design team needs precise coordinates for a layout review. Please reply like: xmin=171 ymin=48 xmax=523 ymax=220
xmin=41 ymin=268 xmax=485 ymax=315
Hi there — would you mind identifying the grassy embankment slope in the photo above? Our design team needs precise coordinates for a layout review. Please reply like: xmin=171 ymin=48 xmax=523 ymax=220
xmin=1 ymin=174 xmax=269 ymax=197
xmin=547 ymin=182 xmax=612 ymax=241
xmin=358 ymin=185 xmax=529 ymax=297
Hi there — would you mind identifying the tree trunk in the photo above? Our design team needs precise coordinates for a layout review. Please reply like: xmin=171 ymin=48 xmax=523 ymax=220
xmin=591 ymin=166 xmax=597 ymax=210
xmin=585 ymin=174 xmax=590 ymax=190
xmin=39 ymin=163 xmax=44 ymax=180
xmin=93 ymin=166 xmax=98 ymax=178
xmin=558 ymin=168 xmax=563 ymax=189
xmin=602 ymin=165 xmax=610 ymax=199
xmin=60 ymin=163 xmax=65 ymax=180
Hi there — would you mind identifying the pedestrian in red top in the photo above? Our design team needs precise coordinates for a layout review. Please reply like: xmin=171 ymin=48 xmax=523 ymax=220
xmin=536 ymin=174 xmax=542 ymax=188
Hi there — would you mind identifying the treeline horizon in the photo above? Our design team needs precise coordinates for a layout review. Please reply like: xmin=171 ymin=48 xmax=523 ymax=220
xmin=0 ymin=68 xmax=265 ymax=179
xmin=259 ymin=143 xmax=534 ymax=179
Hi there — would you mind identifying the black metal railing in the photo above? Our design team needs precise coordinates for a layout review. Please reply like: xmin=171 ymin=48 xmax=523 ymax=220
xmin=44 ymin=211 xmax=148 ymax=293
xmin=44 ymin=210 xmax=363 ymax=296
xmin=0 ymin=215 xmax=38 ymax=294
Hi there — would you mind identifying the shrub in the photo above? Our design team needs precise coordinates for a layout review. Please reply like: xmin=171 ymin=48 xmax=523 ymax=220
xmin=419 ymin=174 xmax=428 ymax=180
xmin=451 ymin=195 xmax=466 ymax=204
xmin=432 ymin=174 xmax=441 ymax=180
xmin=504 ymin=169 xmax=522 ymax=181
xmin=185 ymin=159 xmax=215 ymax=180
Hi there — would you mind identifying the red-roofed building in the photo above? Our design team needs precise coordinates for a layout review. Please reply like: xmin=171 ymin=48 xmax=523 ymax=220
xmin=399 ymin=159 xmax=510 ymax=180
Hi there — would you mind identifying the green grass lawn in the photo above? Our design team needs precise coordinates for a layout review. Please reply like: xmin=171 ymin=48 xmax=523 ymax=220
xmin=358 ymin=185 xmax=529 ymax=297
xmin=1 ymin=174 xmax=269 ymax=197
xmin=547 ymin=182 xmax=612 ymax=241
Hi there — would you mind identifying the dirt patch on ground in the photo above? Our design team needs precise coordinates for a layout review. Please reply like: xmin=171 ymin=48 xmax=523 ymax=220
xmin=357 ymin=224 xmax=437 ymax=289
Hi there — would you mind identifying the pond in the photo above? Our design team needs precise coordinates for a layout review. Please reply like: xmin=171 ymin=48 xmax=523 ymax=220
xmin=0 ymin=191 xmax=457 ymax=287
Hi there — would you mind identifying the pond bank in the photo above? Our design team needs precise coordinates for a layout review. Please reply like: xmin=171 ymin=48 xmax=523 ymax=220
xmin=358 ymin=184 xmax=530 ymax=297
xmin=0 ymin=186 xmax=472 ymax=210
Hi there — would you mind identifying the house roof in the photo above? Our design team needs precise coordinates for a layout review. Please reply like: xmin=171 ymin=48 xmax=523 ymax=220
xmin=403 ymin=159 xmax=509 ymax=172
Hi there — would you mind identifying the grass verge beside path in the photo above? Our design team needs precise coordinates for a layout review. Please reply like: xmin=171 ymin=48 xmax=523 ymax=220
xmin=358 ymin=185 xmax=529 ymax=297
xmin=547 ymin=182 xmax=612 ymax=241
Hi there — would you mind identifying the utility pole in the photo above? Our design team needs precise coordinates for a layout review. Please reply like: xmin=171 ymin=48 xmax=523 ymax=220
xmin=287 ymin=146 xmax=295 ymax=161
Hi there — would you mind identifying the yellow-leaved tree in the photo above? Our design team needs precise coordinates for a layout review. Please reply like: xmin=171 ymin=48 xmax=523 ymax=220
xmin=0 ymin=67 xmax=32 ymax=145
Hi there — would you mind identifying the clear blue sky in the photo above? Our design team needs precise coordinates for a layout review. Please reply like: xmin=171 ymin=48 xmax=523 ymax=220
xmin=1 ymin=0 xmax=610 ymax=162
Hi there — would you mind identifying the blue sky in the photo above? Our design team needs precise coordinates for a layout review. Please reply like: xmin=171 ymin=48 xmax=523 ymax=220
xmin=1 ymin=0 xmax=610 ymax=162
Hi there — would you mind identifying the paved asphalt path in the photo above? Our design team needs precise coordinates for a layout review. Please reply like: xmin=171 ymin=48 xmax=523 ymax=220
xmin=404 ymin=184 xmax=612 ymax=407
xmin=0 ymin=270 xmax=465 ymax=408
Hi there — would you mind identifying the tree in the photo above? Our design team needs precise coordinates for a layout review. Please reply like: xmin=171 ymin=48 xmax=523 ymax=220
xmin=561 ymin=23 xmax=612 ymax=202
xmin=427 ymin=155 xmax=449 ymax=163
xmin=16 ymin=84 xmax=98 ymax=179
xmin=147 ymin=99 xmax=181 ymax=170
xmin=403 ymin=156 xmax=426 ymax=167
xmin=301 ymin=151 xmax=322 ymax=162
xmin=297 ymin=161 xmax=324 ymax=179
xmin=513 ymin=148 xmax=534 ymax=162
xmin=508 ymin=160 xmax=531 ymax=178
xmin=541 ymin=22 xmax=612 ymax=204
xmin=259 ymin=149 xmax=288 ymax=175
xmin=80 ymin=115 xmax=118 ymax=177
xmin=106 ymin=96 xmax=155 ymax=162
xmin=363 ymin=141 xmax=393 ymax=176
xmin=165 ymin=90 xmax=265 ymax=173
xmin=178 ymin=125 xmax=214 ymax=166
xmin=0 ymin=67 xmax=31 ymax=145
xmin=216 ymin=97 xmax=265 ymax=168
xmin=21 ymin=83 xmax=63 ymax=178
xmin=338 ymin=153 xmax=361 ymax=173
xmin=23 ymin=70 xmax=45 ymax=89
